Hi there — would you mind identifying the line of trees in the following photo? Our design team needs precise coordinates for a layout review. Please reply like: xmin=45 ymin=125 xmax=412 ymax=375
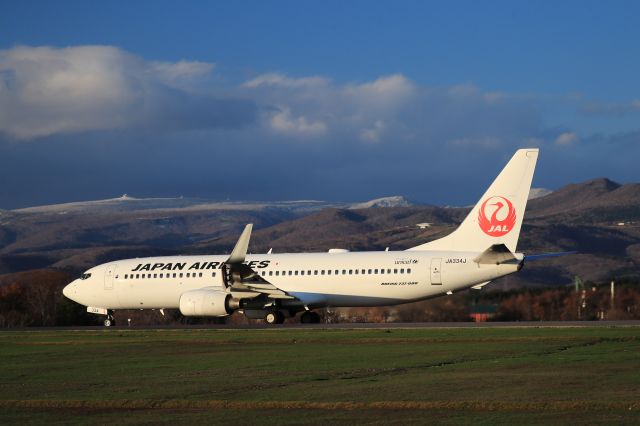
xmin=0 ymin=268 xmax=638 ymax=327
xmin=0 ymin=269 xmax=100 ymax=327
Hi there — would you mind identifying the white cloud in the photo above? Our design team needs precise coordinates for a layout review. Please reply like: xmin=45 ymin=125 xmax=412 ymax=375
xmin=149 ymin=60 xmax=215 ymax=87
xmin=239 ymin=71 xmax=551 ymax=150
xmin=270 ymin=107 xmax=327 ymax=136
xmin=0 ymin=45 xmax=562 ymax=153
xmin=244 ymin=73 xmax=420 ymax=143
xmin=242 ymin=72 xmax=329 ymax=89
xmin=359 ymin=120 xmax=385 ymax=143
xmin=344 ymin=74 xmax=415 ymax=106
xmin=483 ymin=91 xmax=509 ymax=103
xmin=0 ymin=45 xmax=221 ymax=139
xmin=555 ymin=131 xmax=578 ymax=146
xmin=578 ymin=98 xmax=640 ymax=116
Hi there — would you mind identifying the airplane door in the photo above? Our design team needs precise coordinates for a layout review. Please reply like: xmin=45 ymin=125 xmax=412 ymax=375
xmin=430 ymin=258 xmax=442 ymax=285
xmin=104 ymin=264 xmax=117 ymax=290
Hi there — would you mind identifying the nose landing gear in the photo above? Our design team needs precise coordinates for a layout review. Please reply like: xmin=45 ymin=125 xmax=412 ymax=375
xmin=103 ymin=310 xmax=116 ymax=327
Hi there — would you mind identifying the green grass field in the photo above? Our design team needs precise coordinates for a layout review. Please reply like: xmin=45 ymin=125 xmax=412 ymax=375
xmin=1 ymin=326 xmax=639 ymax=425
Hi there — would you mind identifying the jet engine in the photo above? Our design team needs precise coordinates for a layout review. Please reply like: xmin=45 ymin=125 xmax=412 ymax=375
xmin=179 ymin=288 xmax=233 ymax=317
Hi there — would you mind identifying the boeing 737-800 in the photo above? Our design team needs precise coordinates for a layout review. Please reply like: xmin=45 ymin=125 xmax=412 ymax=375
xmin=64 ymin=149 xmax=545 ymax=325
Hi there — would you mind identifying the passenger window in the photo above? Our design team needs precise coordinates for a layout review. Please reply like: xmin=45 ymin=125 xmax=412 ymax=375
xmin=321 ymin=270 xmax=325 ymax=275
xmin=407 ymin=268 xmax=411 ymax=273
xmin=342 ymin=270 xmax=346 ymax=275
xmin=300 ymin=271 xmax=304 ymax=276
xmin=349 ymin=270 xmax=353 ymax=275
xmin=368 ymin=269 xmax=372 ymax=274
xmin=269 ymin=271 xmax=273 ymax=276
xmin=327 ymin=270 xmax=331 ymax=275
xmin=394 ymin=269 xmax=398 ymax=274
xmin=179 ymin=273 xmax=183 ymax=278
xmin=125 ymin=274 xmax=128 ymax=279
xmin=289 ymin=271 xmax=292 ymax=276
xmin=387 ymin=269 xmax=391 ymax=274
xmin=381 ymin=270 xmax=385 ymax=274
xmin=400 ymin=269 xmax=404 ymax=274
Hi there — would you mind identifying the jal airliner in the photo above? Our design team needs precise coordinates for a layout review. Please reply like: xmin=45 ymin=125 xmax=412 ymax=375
xmin=64 ymin=149 xmax=553 ymax=326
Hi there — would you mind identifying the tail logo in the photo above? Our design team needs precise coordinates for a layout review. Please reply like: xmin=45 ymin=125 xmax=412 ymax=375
xmin=478 ymin=196 xmax=516 ymax=237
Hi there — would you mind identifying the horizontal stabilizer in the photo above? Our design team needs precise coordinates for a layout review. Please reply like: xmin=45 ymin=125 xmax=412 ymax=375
xmin=474 ymin=244 xmax=517 ymax=265
xmin=525 ymin=251 xmax=577 ymax=261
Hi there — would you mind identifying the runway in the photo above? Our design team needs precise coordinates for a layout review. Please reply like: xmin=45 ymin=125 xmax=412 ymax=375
xmin=8 ymin=320 xmax=640 ymax=331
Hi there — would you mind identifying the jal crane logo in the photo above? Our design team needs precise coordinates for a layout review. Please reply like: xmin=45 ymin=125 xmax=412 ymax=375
xmin=478 ymin=196 xmax=516 ymax=236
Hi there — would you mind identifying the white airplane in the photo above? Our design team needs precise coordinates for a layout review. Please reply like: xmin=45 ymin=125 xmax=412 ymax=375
xmin=64 ymin=149 xmax=549 ymax=326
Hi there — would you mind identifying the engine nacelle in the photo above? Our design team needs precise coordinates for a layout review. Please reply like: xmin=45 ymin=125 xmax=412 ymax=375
xmin=179 ymin=288 xmax=232 ymax=317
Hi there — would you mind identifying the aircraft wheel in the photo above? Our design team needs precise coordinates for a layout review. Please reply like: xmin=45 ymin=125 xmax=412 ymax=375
xmin=104 ymin=318 xmax=115 ymax=327
xmin=265 ymin=311 xmax=284 ymax=324
xmin=301 ymin=311 xmax=321 ymax=324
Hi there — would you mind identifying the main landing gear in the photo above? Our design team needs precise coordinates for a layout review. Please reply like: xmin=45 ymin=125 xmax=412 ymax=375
xmin=300 ymin=311 xmax=321 ymax=324
xmin=103 ymin=310 xmax=116 ymax=327
xmin=264 ymin=310 xmax=285 ymax=325
xmin=262 ymin=310 xmax=321 ymax=324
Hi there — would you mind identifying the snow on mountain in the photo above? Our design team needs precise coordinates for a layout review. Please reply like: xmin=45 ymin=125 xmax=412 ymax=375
xmin=349 ymin=196 xmax=413 ymax=209
xmin=12 ymin=195 xmax=414 ymax=215
xmin=528 ymin=188 xmax=553 ymax=200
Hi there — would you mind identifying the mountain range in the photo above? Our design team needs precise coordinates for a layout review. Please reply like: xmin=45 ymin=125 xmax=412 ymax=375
xmin=1 ymin=178 xmax=638 ymax=290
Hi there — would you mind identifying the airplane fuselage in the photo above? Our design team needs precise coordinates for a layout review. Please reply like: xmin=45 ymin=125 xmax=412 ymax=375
xmin=64 ymin=250 xmax=521 ymax=311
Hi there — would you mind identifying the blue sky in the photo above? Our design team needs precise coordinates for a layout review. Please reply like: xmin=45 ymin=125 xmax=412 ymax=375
xmin=1 ymin=1 xmax=639 ymax=208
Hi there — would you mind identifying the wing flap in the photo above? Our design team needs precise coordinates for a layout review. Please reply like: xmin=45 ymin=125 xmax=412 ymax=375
xmin=222 ymin=224 xmax=295 ymax=300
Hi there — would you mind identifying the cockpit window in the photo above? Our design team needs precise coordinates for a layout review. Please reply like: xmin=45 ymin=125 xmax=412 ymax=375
xmin=81 ymin=273 xmax=92 ymax=280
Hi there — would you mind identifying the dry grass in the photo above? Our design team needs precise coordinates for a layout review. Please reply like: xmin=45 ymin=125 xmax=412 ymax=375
xmin=1 ymin=399 xmax=638 ymax=412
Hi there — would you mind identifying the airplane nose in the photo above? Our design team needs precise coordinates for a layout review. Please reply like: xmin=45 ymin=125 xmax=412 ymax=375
xmin=63 ymin=281 xmax=77 ymax=301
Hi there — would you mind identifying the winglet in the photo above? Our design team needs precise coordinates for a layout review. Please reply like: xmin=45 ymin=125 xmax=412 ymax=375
xmin=227 ymin=224 xmax=253 ymax=264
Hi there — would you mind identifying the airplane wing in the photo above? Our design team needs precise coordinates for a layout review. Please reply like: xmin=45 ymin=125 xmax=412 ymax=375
xmin=221 ymin=224 xmax=295 ymax=300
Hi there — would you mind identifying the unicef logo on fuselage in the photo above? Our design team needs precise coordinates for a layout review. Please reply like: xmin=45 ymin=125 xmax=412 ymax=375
xmin=478 ymin=196 xmax=516 ymax=237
